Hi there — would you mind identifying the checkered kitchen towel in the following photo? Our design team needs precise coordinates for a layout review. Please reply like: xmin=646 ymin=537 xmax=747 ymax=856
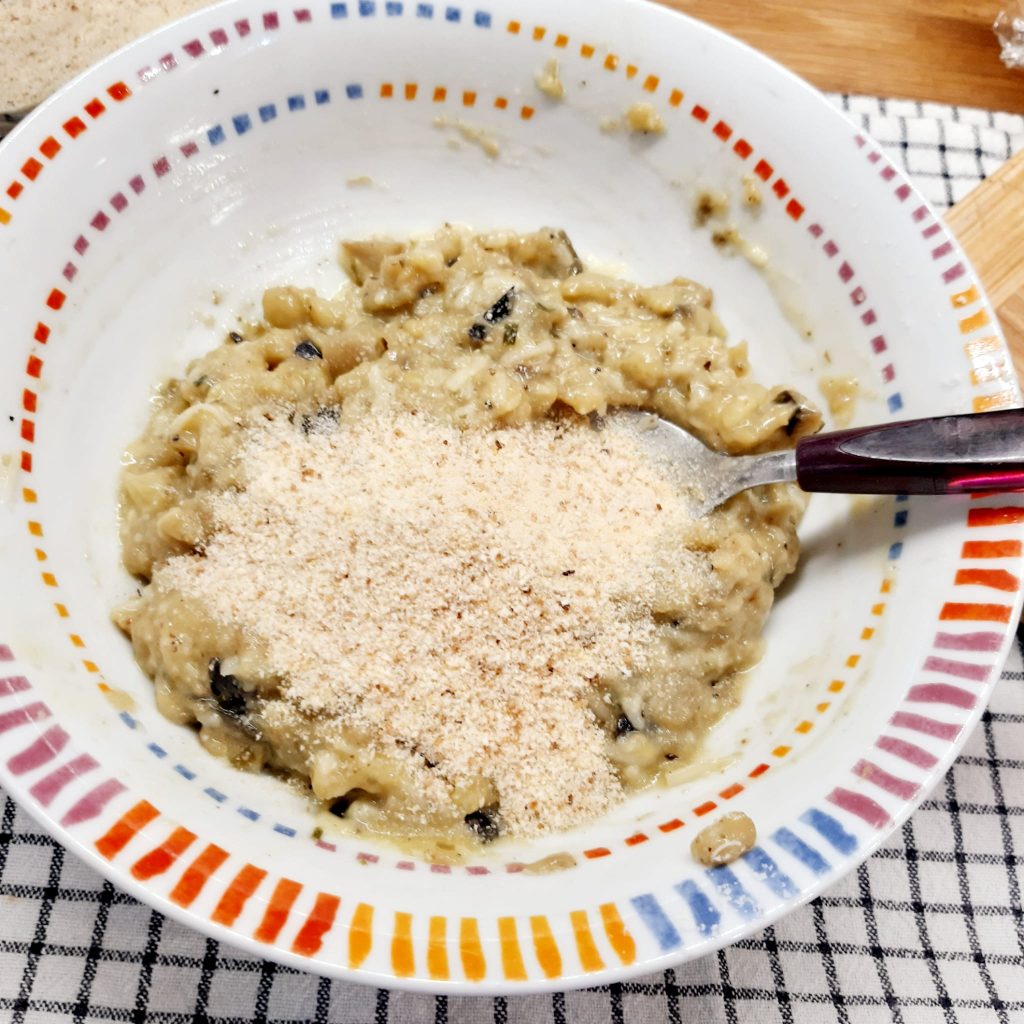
xmin=2 ymin=95 xmax=1023 ymax=1024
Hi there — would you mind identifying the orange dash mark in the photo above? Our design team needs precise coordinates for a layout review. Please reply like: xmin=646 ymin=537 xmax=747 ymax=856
xmin=95 ymin=800 xmax=159 ymax=859
xmin=973 ymin=391 xmax=1016 ymax=413
xmin=940 ymin=601 xmax=1012 ymax=623
xmin=497 ymin=917 xmax=527 ymax=981
xmin=0 ymin=207 xmax=10 ymax=225
xmin=624 ymin=832 xmax=648 ymax=846
xmin=658 ymin=818 xmax=684 ymax=832
xmin=23 ymin=390 xmax=37 ymax=413
xmin=625 ymin=64 xmax=638 ymax=79
xmin=599 ymin=903 xmax=636 ymax=964
xmin=391 ymin=912 xmax=415 ymax=977
xmin=348 ymin=903 xmax=374 ymax=968
xmin=433 ymin=86 xmax=447 ymax=102
xmin=583 ymin=846 xmax=610 ymax=859
xmin=829 ymin=680 xmax=845 ymax=693
xmin=54 ymin=602 xmax=68 ymax=617
xmin=494 ymin=96 xmax=508 ymax=109
xmin=964 ymin=335 xmax=1001 ymax=358
xmin=669 ymin=89 xmax=683 ymax=107
xmin=27 ymin=521 xmax=41 ymax=538
xmin=748 ymin=763 xmax=770 ymax=778
xmin=254 ymin=878 xmax=302 ymax=943
xmin=39 ymin=137 xmax=61 ymax=159
xmin=956 ymin=568 xmax=1019 ymax=592
xmin=169 ymin=844 xmax=229 ymax=907
xmin=34 ymin=549 xmax=47 ymax=563
xmin=719 ymin=783 xmax=744 ymax=800
xmin=846 ymin=654 xmax=860 ymax=668
xmin=532 ymin=25 xmax=546 ymax=40
xmin=554 ymin=33 xmax=568 ymax=48
xmin=520 ymin=105 xmax=535 ymax=120
xmin=962 ymin=540 xmax=1022 ymax=558
xmin=462 ymin=90 xmax=477 ymax=107
xmin=40 ymin=570 xmax=56 ymax=586
xmin=81 ymin=659 xmax=99 ymax=672
xmin=969 ymin=507 xmax=1024 ymax=527
xmin=603 ymin=53 xmax=618 ymax=70
xmin=694 ymin=801 xmax=717 ymax=816
xmin=212 ymin=865 xmax=267 ymax=926
xmin=506 ymin=19 xmax=520 ymax=33
xmin=570 ymin=910 xmax=605 ymax=972
xmin=861 ymin=627 xmax=874 ymax=640
xmin=459 ymin=918 xmax=486 ymax=981
xmin=643 ymin=74 xmax=659 ymax=92
xmin=404 ymin=83 xmax=418 ymax=101
xmin=795 ymin=720 xmax=814 ymax=734
xmin=773 ymin=745 xmax=792 ymax=757
xmin=131 ymin=826 xmax=197 ymax=880
xmin=530 ymin=916 xmax=562 ymax=979
xmin=872 ymin=602 xmax=886 ymax=615
xmin=951 ymin=285 xmax=980 ymax=307
xmin=580 ymin=43 xmax=595 ymax=58
xmin=380 ymin=82 xmax=393 ymax=98
xmin=291 ymin=893 xmax=340 ymax=956
xmin=959 ymin=309 xmax=990 ymax=334
xmin=427 ymin=916 xmax=449 ymax=980
xmin=880 ymin=579 xmax=893 ymax=594
xmin=816 ymin=702 xmax=831 ymax=714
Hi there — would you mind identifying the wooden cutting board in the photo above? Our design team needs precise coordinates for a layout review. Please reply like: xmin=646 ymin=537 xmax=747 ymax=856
xmin=947 ymin=147 xmax=1024 ymax=384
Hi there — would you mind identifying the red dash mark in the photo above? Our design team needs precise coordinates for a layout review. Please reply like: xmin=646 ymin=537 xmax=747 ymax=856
xmin=19 ymin=418 xmax=33 ymax=442
xmin=658 ymin=818 xmax=684 ymax=833
xmin=21 ymin=158 xmax=43 ymax=181
xmin=712 ymin=120 xmax=732 ymax=141
xmin=624 ymin=833 xmax=648 ymax=846
xmin=46 ymin=289 xmax=66 ymax=310
xmin=20 ymin=452 xmax=32 ymax=473
xmin=254 ymin=878 xmax=303 ymax=943
xmin=131 ymin=826 xmax=198 ymax=880
xmin=772 ymin=178 xmax=790 ymax=199
xmin=733 ymin=138 xmax=752 ymax=159
xmin=39 ymin=137 xmax=61 ymax=159
xmin=890 ymin=710 xmax=960 ymax=740
xmin=827 ymin=787 xmax=890 ymax=828
xmin=170 ymin=844 xmax=229 ymax=907
xmin=962 ymin=540 xmax=1022 ymax=559
xmin=786 ymin=198 xmax=804 ymax=220
xmin=968 ymin=507 xmax=1024 ymax=527
xmin=85 ymin=98 xmax=106 ymax=118
xmin=583 ymin=847 xmax=611 ymax=859
xmin=63 ymin=117 xmax=87 ymax=138
xmin=954 ymin=568 xmax=1019 ymax=592
xmin=291 ymin=893 xmax=341 ymax=955
xmin=94 ymin=800 xmax=160 ymax=859
xmin=22 ymin=389 xmax=37 ymax=411
xmin=107 ymin=81 xmax=131 ymax=101
xmin=852 ymin=759 xmax=918 ymax=799
xmin=212 ymin=864 xmax=267 ymax=926
xmin=34 ymin=322 xmax=50 ymax=343
xmin=940 ymin=602 xmax=1012 ymax=623
xmin=690 ymin=105 xmax=709 ymax=122
xmin=693 ymin=801 xmax=717 ymax=817
xmin=747 ymin=763 xmax=770 ymax=778
xmin=753 ymin=159 xmax=772 ymax=181
xmin=26 ymin=356 xmax=43 ymax=378
xmin=7 ymin=181 xmax=23 ymax=199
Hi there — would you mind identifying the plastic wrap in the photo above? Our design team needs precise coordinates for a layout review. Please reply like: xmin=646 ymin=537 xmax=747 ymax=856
xmin=995 ymin=1 xmax=1024 ymax=69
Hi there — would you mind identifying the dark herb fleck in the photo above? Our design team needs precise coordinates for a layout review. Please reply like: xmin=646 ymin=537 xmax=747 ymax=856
xmin=503 ymin=322 xmax=519 ymax=345
xmin=229 ymin=331 xmax=243 ymax=344
xmin=614 ymin=714 xmax=635 ymax=738
xmin=300 ymin=406 xmax=340 ymax=436
xmin=294 ymin=339 xmax=323 ymax=360
xmin=209 ymin=658 xmax=246 ymax=717
xmin=329 ymin=794 xmax=353 ymax=818
xmin=311 ymin=826 xmax=323 ymax=841
xmin=483 ymin=287 xmax=515 ymax=324
xmin=561 ymin=569 xmax=575 ymax=576
xmin=468 ymin=322 xmax=487 ymax=343
xmin=465 ymin=808 xmax=500 ymax=842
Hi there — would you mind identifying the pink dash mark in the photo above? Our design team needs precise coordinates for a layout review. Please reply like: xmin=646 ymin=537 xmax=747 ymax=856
xmin=855 ymin=134 xmax=866 ymax=147
xmin=137 ymin=66 xmax=159 ymax=84
xmin=922 ymin=223 xmax=942 ymax=239
xmin=0 ymin=703 xmax=50 ymax=734
xmin=505 ymin=863 xmax=525 ymax=873
xmin=922 ymin=655 xmax=990 ymax=682
xmin=0 ymin=646 xmax=12 ymax=662
xmin=264 ymin=11 xmax=280 ymax=29
xmin=934 ymin=631 xmax=1002 ymax=653
xmin=852 ymin=759 xmax=918 ymax=799
xmin=466 ymin=865 xmax=490 ymax=875
xmin=153 ymin=157 xmax=171 ymax=178
xmin=111 ymin=192 xmax=128 ymax=212
xmin=807 ymin=223 xmax=824 ymax=238
xmin=882 ymin=364 xmax=894 ymax=383
xmin=932 ymin=240 xmax=953 ymax=260
xmin=895 ymin=183 xmax=911 ymax=201
xmin=30 ymin=754 xmax=99 ymax=806
xmin=295 ymin=8 xmax=312 ymax=21
xmin=430 ymin=864 xmax=452 ymax=874
xmin=838 ymin=261 xmax=854 ymax=283
xmin=0 ymin=676 xmax=30 ymax=696
xmin=850 ymin=287 xmax=866 ymax=306
xmin=59 ymin=777 xmax=125 ymax=825
xmin=827 ymin=786 xmax=891 ymax=828
xmin=943 ymin=263 xmax=966 ymax=284
xmin=63 ymin=262 xmax=78 ymax=283
xmin=871 ymin=335 xmax=887 ymax=354
xmin=91 ymin=211 xmax=110 ymax=231
xmin=876 ymin=734 xmax=938 ymax=769
xmin=129 ymin=175 xmax=145 ymax=195
xmin=880 ymin=165 xmax=896 ymax=181
xmin=891 ymin=711 xmax=960 ymax=740
xmin=907 ymin=683 xmax=975 ymax=709
xmin=74 ymin=235 xmax=89 ymax=255
xmin=315 ymin=839 xmax=337 ymax=852
xmin=867 ymin=151 xmax=881 ymax=164
xmin=235 ymin=18 xmax=252 ymax=35
xmin=7 ymin=725 xmax=69 ymax=774
xmin=912 ymin=205 xmax=928 ymax=222
xmin=355 ymin=851 xmax=378 ymax=863
xmin=823 ymin=240 xmax=839 ymax=258
xmin=861 ymin=309 xmax=877 ymax=326
xmin=396 ymin=860 xmax=414 ymax=870
xmin=183 ymin=39 xmax=205 ymax=58
xmin=180 ymin=141 xmax=199 ymax=159
xmin=159 ymin=53 xmax=178 ymax=72
xmin=210 ymin=28 xmax=230 ymax=47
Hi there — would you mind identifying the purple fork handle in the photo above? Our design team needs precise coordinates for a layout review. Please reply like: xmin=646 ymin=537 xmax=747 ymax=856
xmin=795 ymin=408 xmax=1024 ymax=495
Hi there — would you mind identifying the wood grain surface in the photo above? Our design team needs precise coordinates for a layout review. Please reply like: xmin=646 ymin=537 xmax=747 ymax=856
xmin=656 ymin=0 xmax=1024 ymax=114
xmin=947 ymin=147 xmax=1024 ymax=383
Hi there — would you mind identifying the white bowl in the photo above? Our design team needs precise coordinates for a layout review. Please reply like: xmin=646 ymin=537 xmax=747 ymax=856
xmin=0 ymin=0 xmax=1021 ymax=993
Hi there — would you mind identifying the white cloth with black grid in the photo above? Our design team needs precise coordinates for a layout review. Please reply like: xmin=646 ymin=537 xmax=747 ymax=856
xmin=1 ymin=94 xmax=1023 ymax=1024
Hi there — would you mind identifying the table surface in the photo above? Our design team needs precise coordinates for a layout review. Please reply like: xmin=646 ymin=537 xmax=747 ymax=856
xmin=658 ymin=0 xmax=1024 ymax=114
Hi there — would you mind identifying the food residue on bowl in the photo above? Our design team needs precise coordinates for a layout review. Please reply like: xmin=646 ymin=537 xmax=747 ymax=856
xmin=535 ymin=58 xmax=565 ymax=100
xmin=691 ymin=811 xmax=757 ymax=866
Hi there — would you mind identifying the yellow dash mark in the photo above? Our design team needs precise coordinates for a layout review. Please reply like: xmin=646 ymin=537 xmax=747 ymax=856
xmin=959 ymin=309 xmax=990 ymax=334
xmin=459 ymin=918 xmax=486 ymax=981
xmin=348 ymin=902 xmax=373 ymax=968
xmin=497 ymin=917 xmax=527 ymax=981
xmin=951 ymin=284 xmax=980 ymax=308
xmin=391 ymin=912 xmax=414 ymax=977
xmin=871 ymin=603 xmax=886 ymax=616
xmin=530 ymin=916 xmax=562 ymax=979
xmin=816 ymin=702 xmax=831 ymax=714
xmin=795 ymin=720 xmax=814 ymax=734
xmin=861 ymin=627 xmax=875 ymax=640
xmin=773 ymin=745 xmax=791 ymax=757
xmin=570 ymin=911 xmax=605 ymax=972
xmin=964 ymin=335 xmax=1001 ymax=358
xmin=598 ymin=903 xmax=636 ymax=965
xmin=828 ymin=680 xmax=845 ymax=693
xmin=846 ymin=654 xmax=860 ymax=668
xmin=0 ymin=207 xmax=11 ymax=225
xmin=23 ymin=488 xmax=37 ymax=503
xmin=54 ymin=603 xmax=68 ymax=617
xmin=974 ymin=390 xmax=1017 ymax=413
xmin=27 ymin=521 xmax=42 ymax=537
xmin=427 ymin=916 xmax=449 ymax=981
